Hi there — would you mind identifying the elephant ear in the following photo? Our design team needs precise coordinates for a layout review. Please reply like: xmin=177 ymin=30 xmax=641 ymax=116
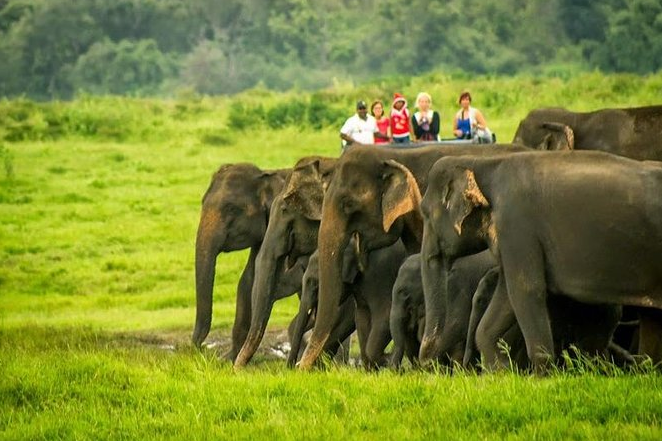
xmin=443 ymin=168 xmax=489 ymax=235
xmin=540 ymin=122 xmax=575 ymax=151
xmin=282 ymin=160 xmax=325 ymax=220
xmin=258 ymin=171 xmax=287 ymax=211
xmin=381 ymin=159 xmax=422 ymax=233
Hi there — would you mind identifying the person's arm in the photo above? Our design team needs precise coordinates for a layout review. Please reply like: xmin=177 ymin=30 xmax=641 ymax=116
xmin=374 ymin=129 xmax=389 ymax=140
xmin=407 ymin=110 xmax=415 ymax=140
xmin=431 ymin=111 xmax=440 ymax=138
xmin=452 ymin=112 xmax=462 ymax=137
xmin=474 ymin=108 xmax=488 ymax=130
xmin=411 ymin=114 xmax=420 ymax=141
xmin=373 ymin=120 xmax=388 ymax=140
xmin=340 ymin=117 xmax=355 ymax=144
xmin=340 ymin=132 xmax=355 ymax=144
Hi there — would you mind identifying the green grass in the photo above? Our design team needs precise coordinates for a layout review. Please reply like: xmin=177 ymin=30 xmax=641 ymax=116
xmin=3 ymin=328 xmax=662 ymax=440
xmin=2 ymin=72 xmax=662 ymax=439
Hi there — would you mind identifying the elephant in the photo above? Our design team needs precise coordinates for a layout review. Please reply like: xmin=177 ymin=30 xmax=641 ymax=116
xmin=512 ymin=105 xmax=662 ymax=160
xmin=389 ymin=254 xmax=425 ymax=368
xmin=290 ymin=239 xmax=406 ymax=369
xmin=423 ymin=149 xmax=662 ymax=372
xmin=297 ymin=143 xmax=532 ymax=369
xmin=463 ymin=267 xmax=624 ymax=370
xmin=193 ymin=162 xmax=303 ymax=361
xmin=389 ymin=250 xmax=496 ymax=368
xmin=233 ymin=157 xmax=338 ymax=368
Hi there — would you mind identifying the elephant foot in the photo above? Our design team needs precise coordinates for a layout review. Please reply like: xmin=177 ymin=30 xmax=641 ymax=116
xmin=223 ymin=347 xmax=239 ymax=363
xmin=298 ymin=336 xmax=329 ymax=370
xmin=419 ymin=335 xmax=443 ymax=364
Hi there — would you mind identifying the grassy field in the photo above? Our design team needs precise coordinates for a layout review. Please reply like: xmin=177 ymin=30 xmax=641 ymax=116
xmin=2 ymin=72 xmax=662 ymax=439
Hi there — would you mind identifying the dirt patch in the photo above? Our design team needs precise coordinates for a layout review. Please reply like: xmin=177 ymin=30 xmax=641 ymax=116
xmin=111 ymin=327 xmax=294 ymax=363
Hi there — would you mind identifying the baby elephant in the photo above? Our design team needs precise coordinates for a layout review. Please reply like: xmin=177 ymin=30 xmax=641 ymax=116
xmin=390 ymin=250 xmax=496 ymax=368
xmin=389 ymin=254 xmax=425 ymax=368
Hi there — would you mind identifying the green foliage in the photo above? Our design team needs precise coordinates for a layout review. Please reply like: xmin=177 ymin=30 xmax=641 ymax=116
xmin=1 ymin=0 xmax=661 ymax=99
xmin=0 ymin=143 xmax=13 ymax=179
xmin=590 ymin=0 xmax=662 ymax=74
xmin=69 ymin=38 xmax=179 ymax=96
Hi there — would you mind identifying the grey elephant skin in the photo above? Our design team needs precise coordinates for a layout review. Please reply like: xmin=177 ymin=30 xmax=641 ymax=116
xmin=233 ymin=157 xmax=339 ymax=368
xmin=513 ymin=105 xmax=662 ymax=160
xmin=290 ymin=240 xmax=405 ymax=369
xmin=424 ymin=150 xmax=662 ymax=372
xmin=288 ymin=249 xmax=357 ymax=368
xmin=390 ymin=251 xmax=496 ymax=368
xmin=193 ymin=163 xmax=298 ymax=361
xmin=463 ymin=267 xmax=622 ymax=370
xmin=297 ymin=143 xmax=531 ymax=369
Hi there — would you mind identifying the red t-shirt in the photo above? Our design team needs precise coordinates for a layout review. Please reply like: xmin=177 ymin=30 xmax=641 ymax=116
xmin=390 ymin=109 xmax=410 ymax=137
xmin=375 ymin=117 xmax=389 ymax=144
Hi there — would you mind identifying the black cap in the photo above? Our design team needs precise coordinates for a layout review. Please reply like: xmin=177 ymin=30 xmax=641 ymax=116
xmin=356 ymin=100 xmax=367 ymax=109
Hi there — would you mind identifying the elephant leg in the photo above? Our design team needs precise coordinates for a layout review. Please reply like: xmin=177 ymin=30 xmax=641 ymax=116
xmin=404 ymin=330 xmax=421 ymax=367
xmin=363 ymin=305 xmax=392 ymax=370
xmin=501 ymin=241 xmax=554 ymax=373
xmin=638 ymin=308 xmax=662 ymax=364
xmin=326 ymin=298 xmax=356 ymax=364
xmin=354 ymin=298 xmax=372 ymax=367
xmin=464 ymin=267 xmax=499 ymax=368
xmin=227 ymin=248 xmax=257 ymax=361
xmin=475 ymin=273 xmax=517 ymax=370
xmin=334 ymin=334 xmax=352 ymax=364
xmin=287 ymin=312 xmax=301 ymax=347
xmin=438 ymin=272 xmax=474 ymax=365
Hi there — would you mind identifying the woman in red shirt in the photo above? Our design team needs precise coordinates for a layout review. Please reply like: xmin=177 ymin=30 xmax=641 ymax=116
xmin=371 ymin=100 xmax=390 ymax=144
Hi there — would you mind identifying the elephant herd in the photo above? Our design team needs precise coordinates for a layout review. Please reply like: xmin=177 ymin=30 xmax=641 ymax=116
xmin=193 ymin=104 xmax=662 ymax=373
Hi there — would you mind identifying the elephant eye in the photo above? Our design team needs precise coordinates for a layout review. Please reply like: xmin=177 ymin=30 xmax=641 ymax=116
xmin=340 ymin=196 xmax=357 ymax=214
xmin=222 ymin=205 xmax=242 ymax=218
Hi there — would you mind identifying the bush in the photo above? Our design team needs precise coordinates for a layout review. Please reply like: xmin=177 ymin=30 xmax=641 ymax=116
xmin=265 ymin=100 xmax=307 ymax=129
xmin=308 ymin=94 xmax=346 ymax=129
xmin=68 ymin=39 xmax=179 ymax=96
xmin=227 ymin=102 xmax=265 ymax=131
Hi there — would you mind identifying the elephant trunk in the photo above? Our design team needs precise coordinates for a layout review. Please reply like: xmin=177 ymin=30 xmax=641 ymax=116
xmin=287 ymin=265 xmax=319 ymax=367
xmin=233 ymin=244 xmax=282 ymax=368
xmin=287 ymin=294 xmax=315 ymax=368
xmin=297 ymin=207 xmax=348 ymax=369
xmin=418 ymin=229 xmax=448 ymax=363
xmin=192 ymin=211 xmax=224 ymax=347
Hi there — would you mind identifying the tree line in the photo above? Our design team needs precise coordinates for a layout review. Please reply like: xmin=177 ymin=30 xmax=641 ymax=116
xmin=0 ymin=0 xmax=660 ymax=100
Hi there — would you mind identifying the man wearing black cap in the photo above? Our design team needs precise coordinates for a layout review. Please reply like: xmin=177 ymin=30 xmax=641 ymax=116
xmin=339 ymin=100 xmax=388 ymax=151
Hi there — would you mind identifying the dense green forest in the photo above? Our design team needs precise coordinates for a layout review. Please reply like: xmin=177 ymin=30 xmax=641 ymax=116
xmin=1 ymin=0 xmax=661 ymax=99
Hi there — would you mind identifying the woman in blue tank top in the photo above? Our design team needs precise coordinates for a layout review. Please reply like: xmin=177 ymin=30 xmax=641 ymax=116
xmin=452 ymin=91 xmax=492 ymax=142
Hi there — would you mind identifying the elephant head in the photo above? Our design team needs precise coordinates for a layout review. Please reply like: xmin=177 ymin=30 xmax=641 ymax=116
xmin=233 ymin=157 xmax=337 ymax=368
xmin=298 ymin=151 xmax=423 ymax=369
xmin=512 ymin=108 xmax=575 ymax=151
xmin=192 ymin=163 xmax=288 ymax=358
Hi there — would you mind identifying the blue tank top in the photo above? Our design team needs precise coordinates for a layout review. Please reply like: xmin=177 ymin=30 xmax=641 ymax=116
xmin=456 ymin=112 xmax=471 ymax=139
